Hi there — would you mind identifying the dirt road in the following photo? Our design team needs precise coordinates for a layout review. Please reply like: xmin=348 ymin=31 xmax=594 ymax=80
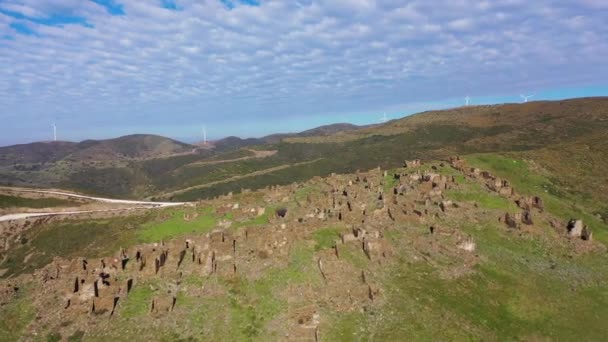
xmin=0 ymin=189 xmax=186 ymax=222
xmin=158 ymin=158 xmax=324 ymax=199
xmin=179 ymin=149 xmax=277 ymax=169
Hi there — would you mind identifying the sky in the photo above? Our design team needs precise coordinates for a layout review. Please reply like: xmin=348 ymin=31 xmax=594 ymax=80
xmin=0 ymin=0 xmax=607 ymax=146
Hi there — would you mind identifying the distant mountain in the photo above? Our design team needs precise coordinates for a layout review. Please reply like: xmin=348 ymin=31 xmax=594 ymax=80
xmin=208 ymin=122 xmax=365 ymax=149
xmin=6 ymin=98 xmax=608 ymax=202
xmin=0 ymin=134 xmax=195 ymax=166
xmin=298 ymin=123 xmax=362 ymax=136
xmin=0 ymin=141 xmax=79 ymax=166
xmin=212 ymin=136 xmax=266 ymax=152
xmin=263 ymin=122 xmax=364 ymax=143
xmin=66 ymin=134 xmax=194 ymax=161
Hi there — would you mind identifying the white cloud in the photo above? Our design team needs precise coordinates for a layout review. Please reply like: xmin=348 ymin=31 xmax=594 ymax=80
xmin=0 ymin=0 xmax=607 ymax=143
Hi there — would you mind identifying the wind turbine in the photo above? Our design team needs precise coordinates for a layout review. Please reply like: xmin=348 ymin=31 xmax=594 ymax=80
xmin=380 ymin=113 xmax=389 ymax=123
xmin=202 ymin=125 xmax=207 ymax=145
xmin=520 ymin=94 xmax=534 ymax=103
xmin=53 ymin=122 xmax=57 ymax=142
xmin=465 ymin=96 xmax=471 ymax=106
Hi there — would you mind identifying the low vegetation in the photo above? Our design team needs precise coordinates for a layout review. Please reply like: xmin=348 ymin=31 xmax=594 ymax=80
xmin=0 ymin=194 xmax=79 ymax=209
xmin=137 ymin=207 xmax=216 ymax=242
xmin=1 ymin=98 xmax=608 ymax=340
xmin=465 ymin=153 xmax=608 ymax=244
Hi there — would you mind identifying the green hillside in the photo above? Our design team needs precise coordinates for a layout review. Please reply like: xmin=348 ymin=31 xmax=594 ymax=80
xmin=1 ymin=154 xmax=606 ymax=340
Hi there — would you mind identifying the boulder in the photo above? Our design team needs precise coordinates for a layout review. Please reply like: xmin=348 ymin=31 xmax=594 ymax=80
xmin=521 ymin=211 xmax=533 ymax=225
xmin=439 ymin=201 xmax=453 ymax=212
xmin=582 ymin=226 xmax=593 ymax=241
xmin=567 ymin=219 xmax=584 ymax=238
xmin=503 ymin=213 xmax=519 ymax=229
xmin=340 ymin=233 xmax=358 ymax=243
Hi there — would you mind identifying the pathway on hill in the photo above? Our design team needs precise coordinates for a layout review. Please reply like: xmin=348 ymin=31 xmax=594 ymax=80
xmin=179 ymin=149 xmax=277 ymax=169
xmin=158 ymin=158 xmax=325 ymax=199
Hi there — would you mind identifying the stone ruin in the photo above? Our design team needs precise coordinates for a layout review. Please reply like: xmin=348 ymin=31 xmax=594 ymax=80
xmin=1 ymin=155 xmax=600 ymax=340
xmin=500 ymin=210 xmax=535 ymax=229
xmin=404 ymin=159 xmax=421 ymax=168
xmin=516 ymin=196 xmax=545 ymax=212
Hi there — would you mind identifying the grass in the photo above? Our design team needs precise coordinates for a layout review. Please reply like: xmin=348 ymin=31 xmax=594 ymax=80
xmin=325 ymin=213 xmax=608 ymax=340
xmin=0 ymin=285 xmax=35 ymax=341
xmin=0 ymin=194 xmax=78 ymax=208
xmin=1 ymin=206 xmax=220 ymax=278
xmin=232 ymin=208 xmax=271 ymax=229
xmin=294 ymin=185 xmax=317 ymax=203
xmin=223 ymin=276 xmax=285 ymax=340
xmin=120 ymin=281 xmax=156 ymax=319
xmin=146 ymin=242 xmax=319 ymax=341
xmin=465 ymin=153 xmax=608 ymax=245
xmin=0 ymin=216 xmax=140 ymax=277
xmin=322 ymin=312 xmax=370 ymax=341
xmin=383 ymin=171 xmax=400 ymax=192
xmin=220 ymin=242 xmax=320 ymax=339
xmin=445 ymin=183 xmax=519 ymax=211
xmin=137 ymin=207 xmax=216 ymax=243
xmin=312 ymin=227 xmax=342 ymax=251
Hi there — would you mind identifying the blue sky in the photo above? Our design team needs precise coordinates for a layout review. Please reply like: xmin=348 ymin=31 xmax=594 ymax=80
xmin=0 ymin=0 xmax=607 ymax=145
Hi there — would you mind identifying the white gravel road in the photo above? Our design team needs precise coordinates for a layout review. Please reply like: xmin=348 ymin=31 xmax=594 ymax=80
xmin=0 ymin=189 xmax=186 ymax=222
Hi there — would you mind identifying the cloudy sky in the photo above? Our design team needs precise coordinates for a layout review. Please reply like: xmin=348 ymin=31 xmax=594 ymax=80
xmin=1 ymin=0 xmax=607 ymax=145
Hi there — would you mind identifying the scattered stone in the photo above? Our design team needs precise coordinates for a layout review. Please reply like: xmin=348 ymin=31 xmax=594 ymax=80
xmin=439 ymin=201 xmax=453 ymax=212
xmin=457 ymin=238 xmax=476 ymax=252
xmin=404 ymin=159 xmax=421 ymax=168
xmin=503 ymin=213 xmax=519 ymax=229
xmin=522 ymin=211 xmax=533 ymax=225
xmin=582 ymin=226 xmax=593 ymax=241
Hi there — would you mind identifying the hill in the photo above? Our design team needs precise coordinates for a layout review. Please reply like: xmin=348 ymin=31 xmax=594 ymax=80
xmin=210 ymin=123 xmax=365 ymax=149
xmin=0 ymin=134 xmax=195 ymax=166
xmin=1 ymin=157 xmax=607 ymax=340
xmin=298 ymin=122 xmax=362 ymax=136
xmin=66 ymin=134 xmax=195 ymax=161
xmin=0 ymin=141 xmax=79 ymax=167
xmin=1 ymin=98 xmax=607 ymax=206
xmin=1 ymin=97 xmax=608 ymax=340
xmin=160 ymin=98 xmax=608 ymax=201
xmin=212 ymin=136 xmax=266 ymax=152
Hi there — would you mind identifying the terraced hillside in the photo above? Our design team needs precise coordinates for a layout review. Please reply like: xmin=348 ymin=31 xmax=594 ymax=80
xmin=161 ymin=97 xmax=608 ymax=203
xmin=1 ymin=157 xmax=606 ymax=340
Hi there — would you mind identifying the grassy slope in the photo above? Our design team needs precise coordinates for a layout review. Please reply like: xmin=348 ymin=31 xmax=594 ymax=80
xmin=2 ymin=98 xmax=607 ymax=202
xmin=169 ymin=98 xmax=608 ymax=201
xmin=0 ymin=194 xmax=79 ymax=209
xmin=325 ymin=160 xmax=608 ymax=340
xmin=1 ymin=157 xmax=607 ymax=340
xmin=0 ymin=202 xmax=271 ymax=278
xmin=465 ymin=153 xmax=608 ymax=244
